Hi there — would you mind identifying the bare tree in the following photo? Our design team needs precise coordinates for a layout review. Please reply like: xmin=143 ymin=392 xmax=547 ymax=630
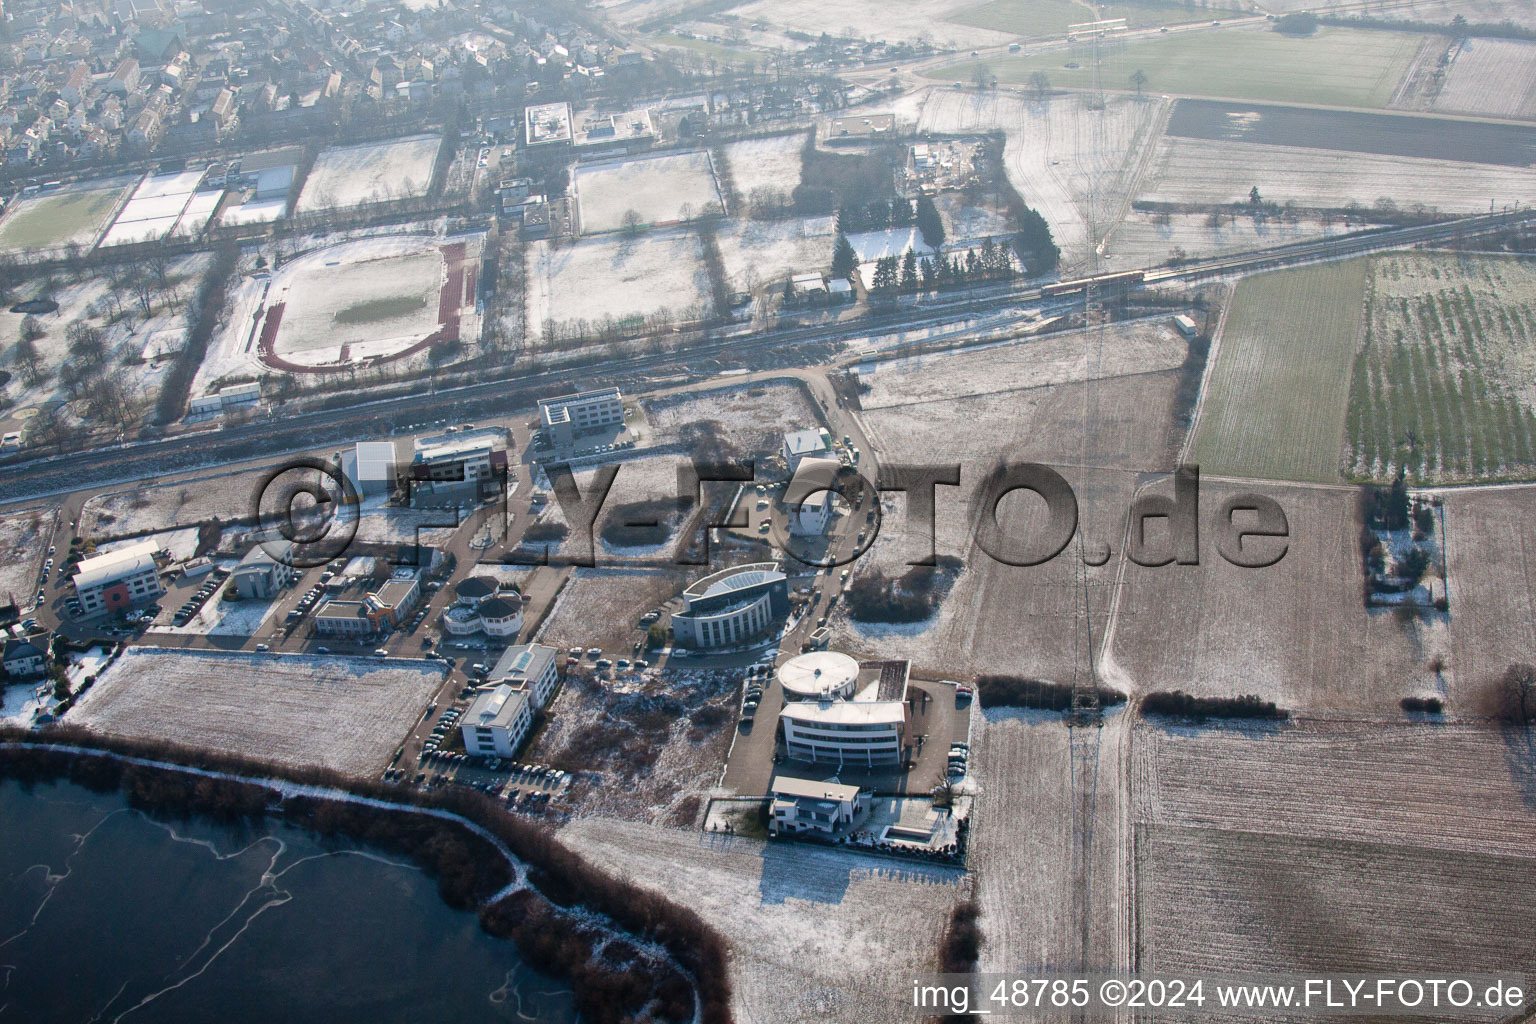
xmin=620 ymin=209 xmax=644 ymax=237
xmin=1501 ymin=663 xmax=1536 ymax=729
xmin=1029 ymin=71 xmax=1051 ymax=102
xmin=14 ymin=336 xmax=46 ymax=386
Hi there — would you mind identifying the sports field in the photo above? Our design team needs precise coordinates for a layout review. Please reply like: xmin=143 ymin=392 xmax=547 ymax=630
xmin=0 ymin=185 xmax=126 ymax=251
xmin=940 ymin=26 xmax=1422 ymax=108
xmin=1190 ymin=259 xmax=1368 ymax=482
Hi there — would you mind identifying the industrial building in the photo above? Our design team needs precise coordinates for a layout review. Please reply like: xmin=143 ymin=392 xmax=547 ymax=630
xmin=770 ymin=776 xmax=868 ymax=835
xmin=72 ymin=539 xmax=165 ymax=616
xmin=777 ymin=652 xmax=911 ymax=768
xmin=538 ymin=387 xmax=624 ymax=449
xmin=670 ymin=562 xmax=789 ymax=650
xmin=313 ymin=570 xmax=420 ymax=637
xmin=341 ymin=441 xmax=398 ymax=498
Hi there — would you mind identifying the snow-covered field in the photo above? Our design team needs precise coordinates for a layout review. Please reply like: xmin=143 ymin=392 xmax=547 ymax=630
xmin=527 ymin=230 xmax=711 ymax=331
xmin=99 ymin=526 xmax=201 ymax=562
xmin=560 ymin=818 xmax=965 ymax=1024
xmin=295 ymin=134 xmax=441 ymax=213
xmin=219 ymin=196 xmax=288 ymax=226
xmin=0 ymin=254 xmax=204 ymax=424
xmin=1138 ymin=136 xmax=1536 ymax=212
xmin=1104 ymin=208 xmax=1382 ymax=265
xmin=99 ymin=169 xmax=209 ymax=247
xmin=731 ymin=0 xmax=1012 ymax=48
xmin=1429 ymin=38 xmax=1536 ymax=118
xmin=71 ymin=648 xmax=446 ymax=775
xmin=534 ymin=567 xmax=686 ymax=650
xmin=272 ymin=239 xmax=444 ymax=357
xmin=857 ymin=319 xmax=1187 ymax=410
xmin=886 ymin=88 xmax=1165 ymax=272
xmin=81 ymin=469 xmax=274 ymax=539
xmin=721 ymin=133 xmax=806 ymax=201
xmin=573 ymin=151 xmax=723 ymax=233
xmin=714 ymin=216 xmax=836 ymax=293
xmin=0 ymin=508 xmax=51 ymax=603
xmin=645 ymin=379 xmax=823 ymax=456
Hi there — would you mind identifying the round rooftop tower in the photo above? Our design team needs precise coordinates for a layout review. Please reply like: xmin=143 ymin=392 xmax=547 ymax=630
xmin=778 ymin=651 xmax=859 ymax=701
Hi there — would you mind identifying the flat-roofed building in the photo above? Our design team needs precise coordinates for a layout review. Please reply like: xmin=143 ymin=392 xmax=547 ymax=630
xmin=670 ymin=562 xmax=789 ymax=650
xmin=771 ymin=776 xmax=868 ymax=835
xmin=408 ymin=434 xmax=505 ymax=503
xmin=460 ymin=683 xmax=532 ymax=757
xmin=342 ymin=440 xmax=398 ymax=498
xmin=487 ymin=642 xmax=559 ymax=707
xmin=778 ymin=654 xmax=911 ymax=767
xmin=538 ymin=387 xmax=623 ymax=448
xmin=786 ymin=456 xmax=840 ymax=536
xmin=313 ymin=598 xmax=376 ymax=636
xmin=524 ymin=100 xmax=572 ymax=148
xmin=73 ymin=539 xmax=164 ymax=616
xmin=782 ymin=427 xmax=832 ymax=472
xmin=231 ymin=540 xmax=298 ymax=599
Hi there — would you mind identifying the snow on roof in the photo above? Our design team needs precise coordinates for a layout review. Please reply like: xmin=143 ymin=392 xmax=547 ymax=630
xmin=73 ymin=539 xmax=159 ymax=589
xmin=779 ymin=651 xmax=860 ymax=699
xmin=466 ymin=682 xmax=528 ymax=730
xmin=780 ymin=699 xmax=906 ymax=727
xmin=784 ymin=428 xmax=830 ymax=456
xmin=771 ymin=775 xmax=861 ymax=803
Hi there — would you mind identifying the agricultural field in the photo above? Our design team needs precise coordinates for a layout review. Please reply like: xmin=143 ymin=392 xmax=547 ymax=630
xmin=0 ymin=182 xmax=129 ymax=252
xmin=1346 ymin=252 xmax=1536 ymax=483
xmin=1190 ymin=259 xmax=1369 ymax=483
xmin=1104 ymin=208 xmax=1378 ymax=266
xmin=887 ymin=88 xmax=1162 ymax=270
xmin=294 ymin=134 xmax=441 ymax=213
xmin=946 ymin=25 xmax=1423 ymax=108
xmin=970 ymin=711 xmax=1130 ymax=979
xmin=838 ymin=324 xmax=1184 ymax=680
xmin=81 ymin=469 xmax=272 ymax=539
xmin=572 ymin=151 xmax=722 ymax=233
xmin=1134 ymin=721 xmax=1536 ymax=981
xmin=1437 ymin=485 xmax=1536 ymax=697
xmin=1137 ymin=136 xmax=1536 ymax=212
xmin=560 ymin=817 xmax=966 ymax=1023
xmin=70 ymin=649 xmax=446 ymax=775
xmin=1103 ymin=480 xmax=1443 ymax=715
xmin=526 ymin=230 xmax=712 ymax=336
xmin=0 ymin=508 xmax=52 ymax=603
xmin=714 ymin=216 xmax=837 ymax=295
xmin=1420 ymin=38 xmax=1536 ymax=118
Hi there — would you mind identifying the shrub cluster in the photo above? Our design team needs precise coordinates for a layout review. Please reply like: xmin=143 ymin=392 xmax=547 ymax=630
xmin=845 ymin=557 xmax=962 ymax=624
xmin=976 ymin=675 xmax=1126 ymax=711
xmin=1140 ymin=691 xmax=1288 ymax=721
xmin=1400 ymin=696 xmax=1444 ymax=714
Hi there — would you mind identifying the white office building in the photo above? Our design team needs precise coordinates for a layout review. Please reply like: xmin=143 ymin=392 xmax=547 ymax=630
xmin=538 ymin=387 xmax=624 ymax=448
xmin=487 ymin=643 xmax=559 ymax=707
xmin=460 ymin=683 xmax=533 ymax=757
xmin=778 ymin=653 xmax=911 ymax=767
xmin=786 ymin=456 xmax=840 ymax=536
xmin=72 ymin=540 xmax=164 ymax=616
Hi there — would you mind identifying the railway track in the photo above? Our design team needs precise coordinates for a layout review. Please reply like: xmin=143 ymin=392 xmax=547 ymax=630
xmin=2 ymin=207 xmax=1528 ymax=506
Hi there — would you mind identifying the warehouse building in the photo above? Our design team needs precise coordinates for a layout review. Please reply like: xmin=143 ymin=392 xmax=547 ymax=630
xmin=72 ymin=539 xmax=165 ymax=616
xmin=777 ymin=652 xmax=911 ymax=768
xmin=670 ymin=562 xmax=789 ymax=650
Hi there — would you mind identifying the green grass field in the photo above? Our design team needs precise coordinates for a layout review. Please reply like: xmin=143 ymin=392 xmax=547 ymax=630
xmin=948 ymin=0 xmax=1212 ymax=37
xmin=1346 ymin=253 xmax=1536 ymax=484
xmin=1191 ymin=259 xmax=1369 ymax=483
xmin=937 ymin=26 xmax=1421 ymax=108
xmin=0 ymin=187 xmax=126 ymax=251
xmin=332 ymin=295 xmax=429 ymax=326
